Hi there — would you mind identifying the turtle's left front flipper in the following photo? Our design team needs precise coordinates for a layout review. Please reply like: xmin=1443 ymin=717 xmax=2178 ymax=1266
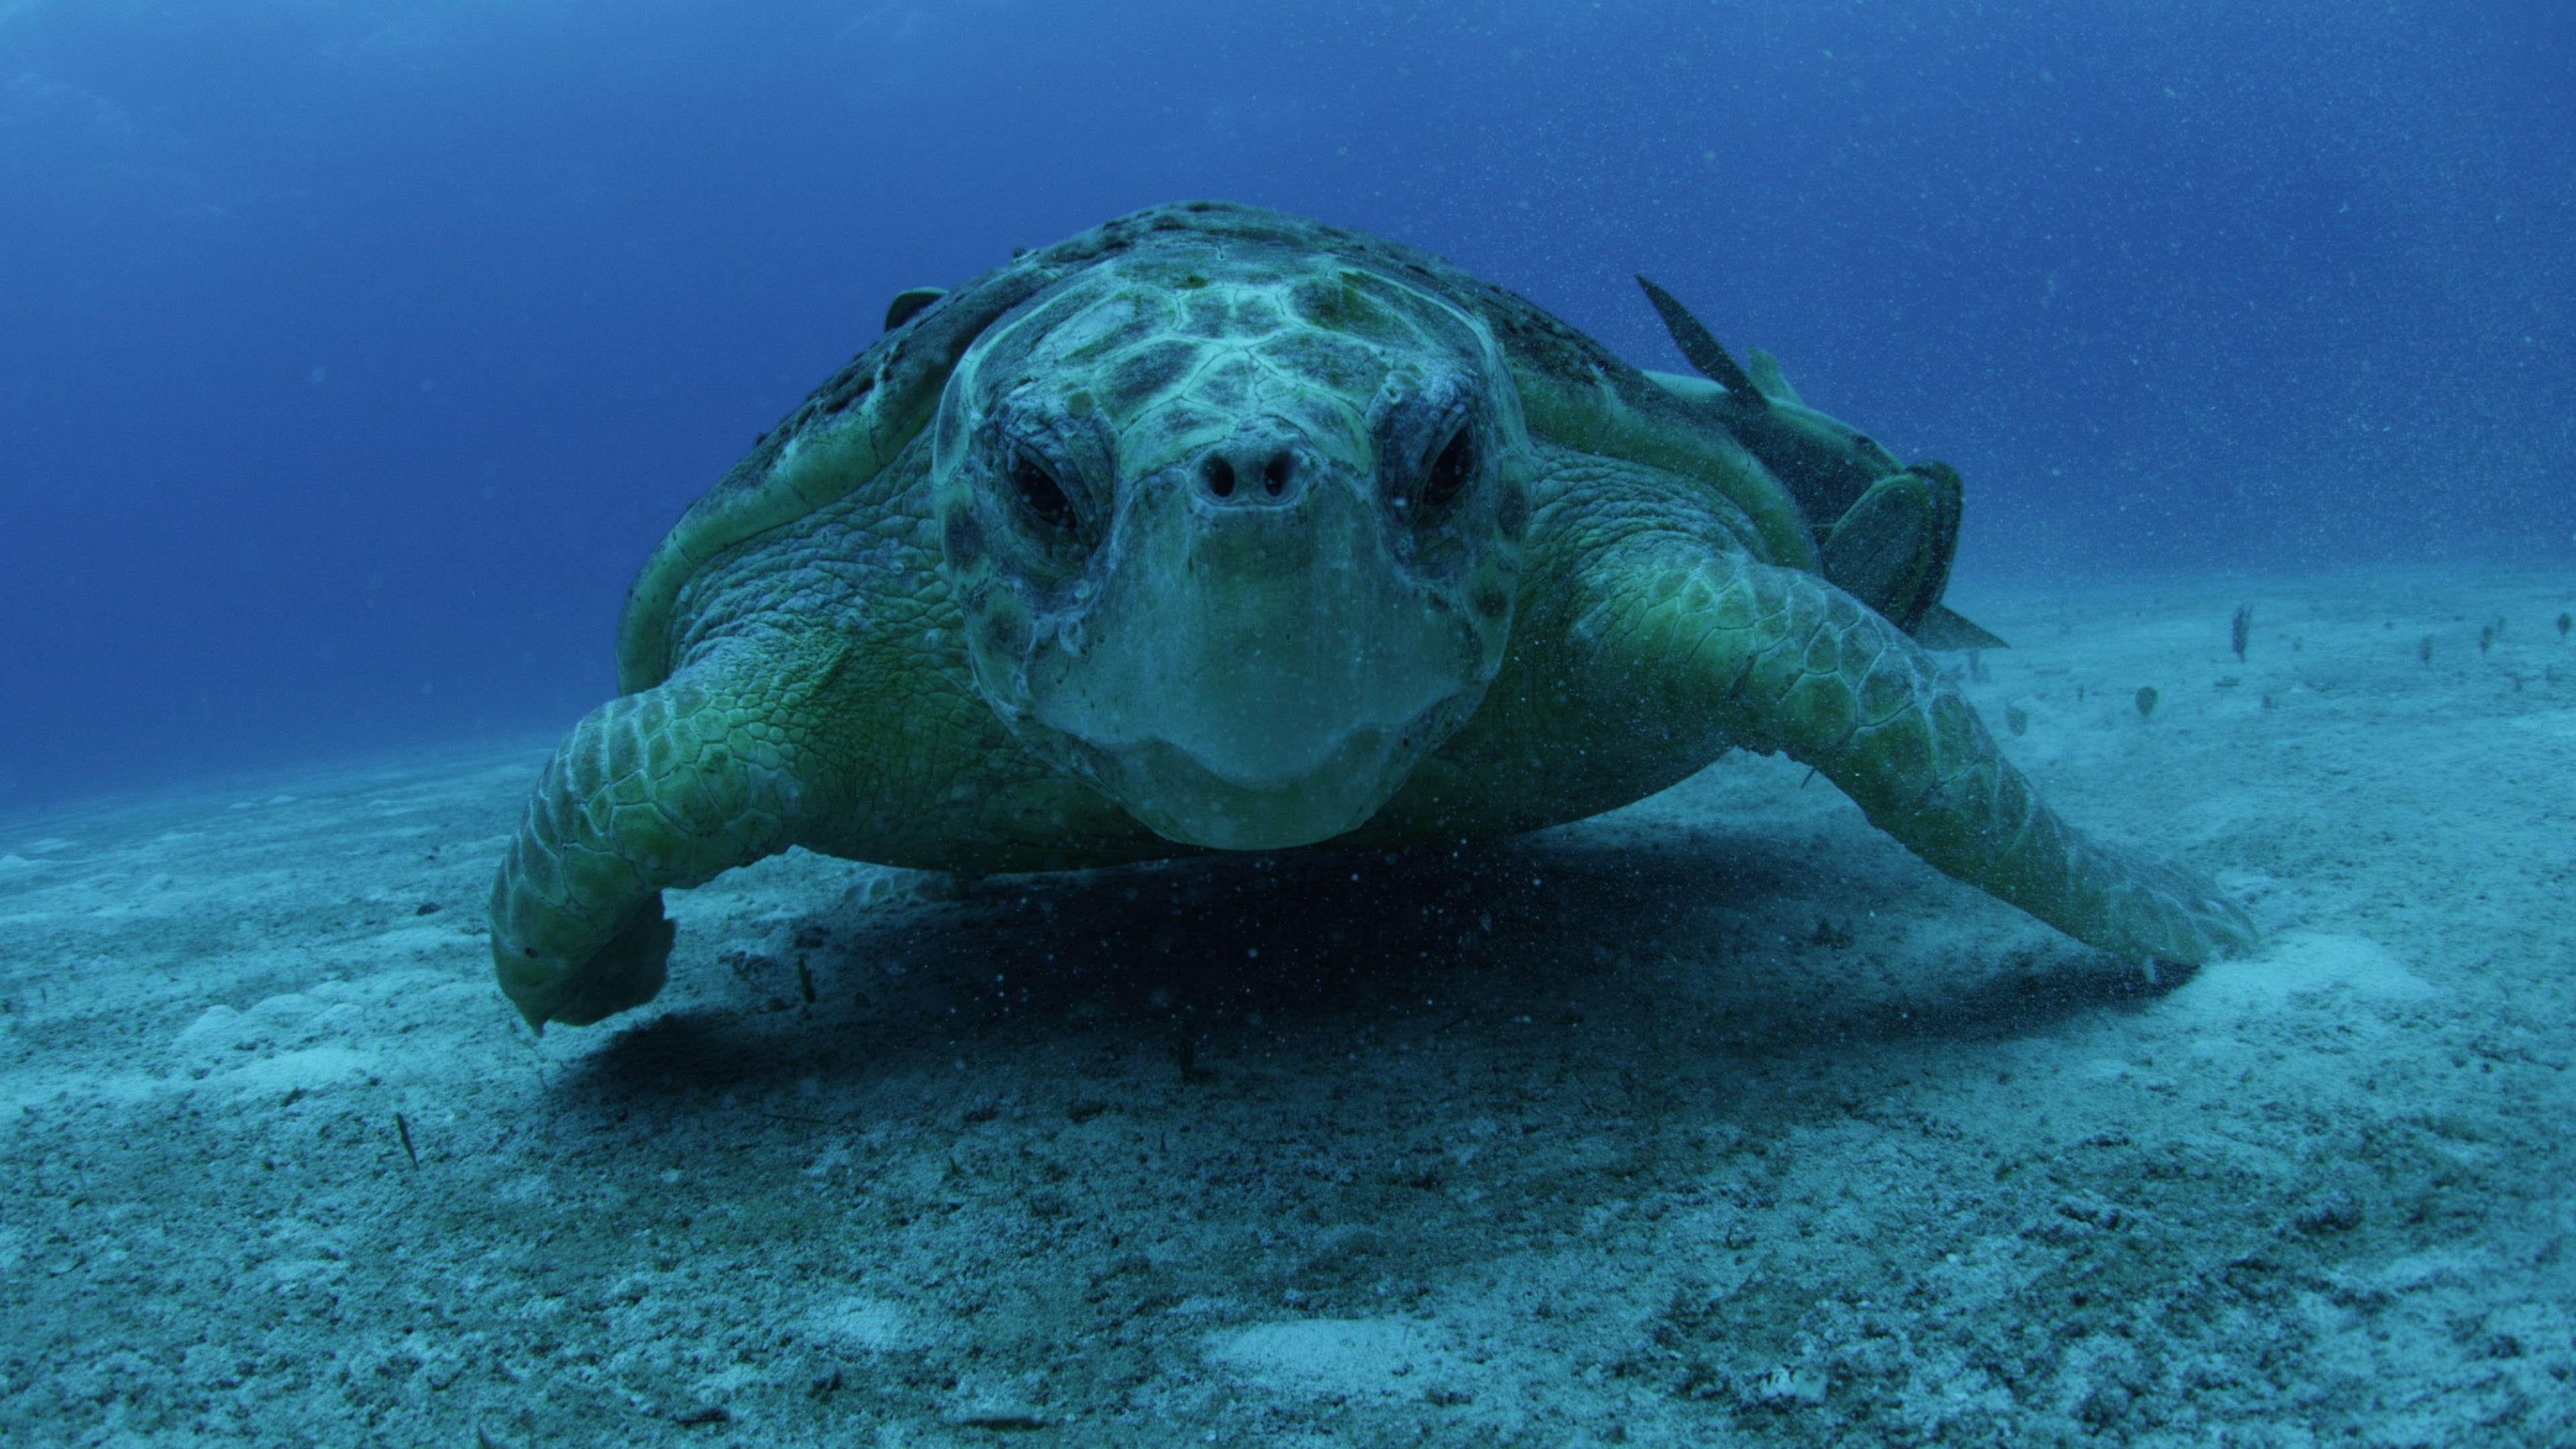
xmin=1587 ymin=547 xmax=2256 ymax=967
xmin=487 ymin=636 xmax=857 ymax=1030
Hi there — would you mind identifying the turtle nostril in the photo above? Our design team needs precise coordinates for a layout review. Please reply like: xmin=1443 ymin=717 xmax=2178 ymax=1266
xmin=1198 ymin=447 xmax=1302 ymax=504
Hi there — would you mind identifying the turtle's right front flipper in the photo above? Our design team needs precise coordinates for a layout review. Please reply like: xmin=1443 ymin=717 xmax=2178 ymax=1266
xmin=1582 ymin=545 xmax=2257 ymax=969
xmin=488 ymin=640 xmax=849 ymax=1030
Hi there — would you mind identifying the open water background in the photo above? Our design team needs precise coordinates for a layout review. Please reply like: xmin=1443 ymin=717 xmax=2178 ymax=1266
xmin=3 ymin=0 xmax=2569 ymax=808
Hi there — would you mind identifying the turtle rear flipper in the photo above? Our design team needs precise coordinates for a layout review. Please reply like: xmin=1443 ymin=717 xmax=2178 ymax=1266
xmin=1818 ymin=460 xmax=2005 ymax=650
xmin=1820 ymin=463 xmax=1958 ymax=634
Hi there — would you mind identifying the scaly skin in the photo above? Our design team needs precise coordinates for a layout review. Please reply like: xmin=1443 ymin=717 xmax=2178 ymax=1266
xmin=492 ymin=441 xmax=2254 ymax=1029
xmin=488 ymin=637 xmax=849 ymax=1027
xmin=1367 ymin=447 xmax=2253 ymax=968
xmin=489 ymin=203 xmax=2257 ymax=1030
xmin=1570 ymin=535 xmax=2258 ymax=966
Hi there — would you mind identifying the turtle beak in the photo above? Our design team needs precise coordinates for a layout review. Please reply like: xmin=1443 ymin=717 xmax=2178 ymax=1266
xmin=1021 ymin=431 xmax=1487 ymax=850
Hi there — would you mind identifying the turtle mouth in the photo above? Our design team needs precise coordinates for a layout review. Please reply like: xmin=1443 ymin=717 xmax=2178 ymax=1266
xmin=1059 ymin=724 xmax=1443 ymax=852
xmin=1020 ymin=459 xmax=1489 ymax=851
xmin=1032 ymin=623 xmax=1479 ymax=850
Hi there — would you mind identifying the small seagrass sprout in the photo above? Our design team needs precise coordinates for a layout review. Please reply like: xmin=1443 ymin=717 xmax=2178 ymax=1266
xmin=2135 ymin=685 xmax=2159 ymax=718
xmin=2231 ymin=604 xmax=2251 ymax=662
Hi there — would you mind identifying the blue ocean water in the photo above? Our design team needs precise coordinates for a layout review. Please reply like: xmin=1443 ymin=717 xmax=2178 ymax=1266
xmin=2 ymin=0 xmax=2569 ymax=810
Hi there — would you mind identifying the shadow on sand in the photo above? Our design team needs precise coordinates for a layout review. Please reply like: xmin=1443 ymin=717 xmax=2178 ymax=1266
xmin=564 ymin=828 xmax=2185 ymax=1108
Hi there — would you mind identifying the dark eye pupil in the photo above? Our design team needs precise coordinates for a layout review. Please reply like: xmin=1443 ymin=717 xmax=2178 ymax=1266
xmin=1423 ymin=429 xmax=1474 ymax=508
xmin=1012 ymin=454 xmax=1073 ymax=528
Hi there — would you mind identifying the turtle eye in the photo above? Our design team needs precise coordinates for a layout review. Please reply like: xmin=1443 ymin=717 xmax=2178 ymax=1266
xmin=1420 ymin=427 xmax=1475 ymax=511
xmin=1010 ymin=451 xmax=1075 ymax=530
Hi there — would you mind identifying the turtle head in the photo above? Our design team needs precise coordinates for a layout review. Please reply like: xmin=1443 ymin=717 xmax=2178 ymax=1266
xmin=930 ymin=248 xmax=1532 ymax=850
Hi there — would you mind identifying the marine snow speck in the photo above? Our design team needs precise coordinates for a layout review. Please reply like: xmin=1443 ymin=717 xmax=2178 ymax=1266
xmin=486 ymin=201 xmax=2257 ymax=1031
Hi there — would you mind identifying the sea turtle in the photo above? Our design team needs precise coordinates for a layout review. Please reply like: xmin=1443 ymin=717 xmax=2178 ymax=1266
xmin=487 ymin=201 xmax=2255 ymax=1030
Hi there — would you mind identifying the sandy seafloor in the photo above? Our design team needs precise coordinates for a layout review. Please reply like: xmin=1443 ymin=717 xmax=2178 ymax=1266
xmin=4 ymin=568 xmax=2573 ymax=1448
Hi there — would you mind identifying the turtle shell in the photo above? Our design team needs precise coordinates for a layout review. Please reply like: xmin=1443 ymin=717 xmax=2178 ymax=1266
xmin=614 ymin=201 xmax=1816 ymax=693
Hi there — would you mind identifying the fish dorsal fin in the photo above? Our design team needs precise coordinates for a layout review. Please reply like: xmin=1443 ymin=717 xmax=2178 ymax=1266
xmin=883 ymin=286 xmax=947 ymax=332
xmin=1911 ymin=605 xmax=2010 ymax=652
xmin=1634 ymin=275 xmax=1764 ymax=406
xmin=1747 ymin=347 xmax=1806 ymax=407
